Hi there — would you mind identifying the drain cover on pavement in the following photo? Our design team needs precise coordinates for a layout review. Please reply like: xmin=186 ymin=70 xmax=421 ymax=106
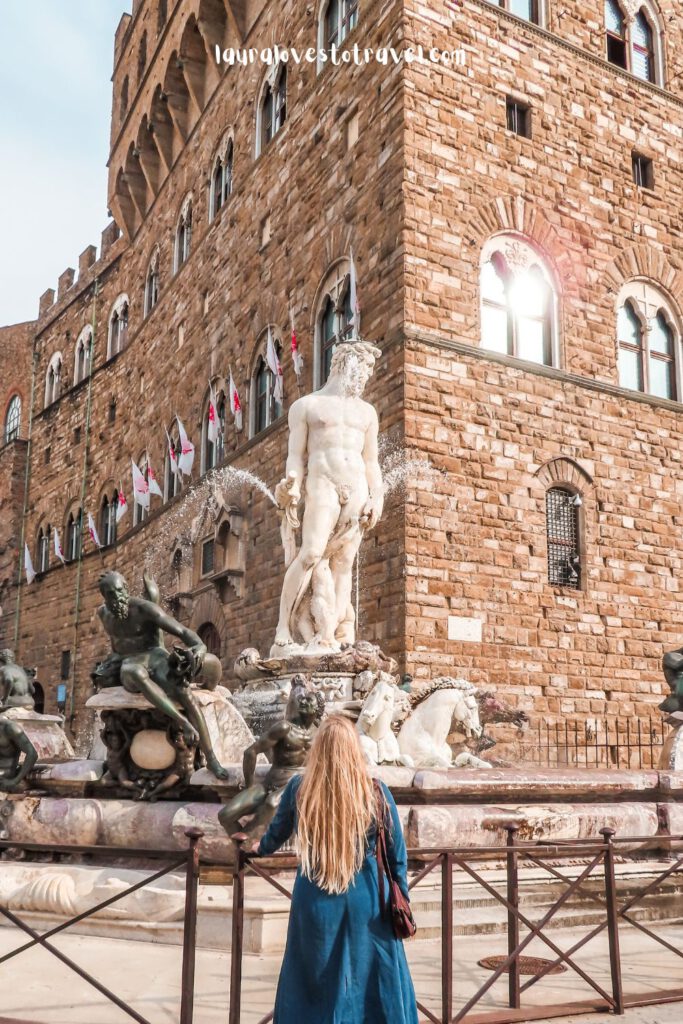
xmin=478 ymin=955 xmax=568 ymax=976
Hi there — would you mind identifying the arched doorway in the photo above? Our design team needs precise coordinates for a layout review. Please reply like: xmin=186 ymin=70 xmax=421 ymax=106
xmin=198 ymin=622 xmax=221 ymax=658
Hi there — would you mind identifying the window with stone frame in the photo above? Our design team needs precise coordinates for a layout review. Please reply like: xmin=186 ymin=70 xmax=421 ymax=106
xmin=315 ymin=262 xmax=354 ymax=388
xmin=202 ymin=386 xmax=226 ymax=473
xmin=100 ymin=492 xmax=118 ymax=547
xmin=250 ymin=347 xmax=283 ymax=437
xmin=490 ymin=0 xmax=541 ymax=24
xmin=546 ymin=488 xmax=581 ymax=589
xmin=44 ymin=353 xmax=63 ymax=407
xmin=480 ymin=235 xmax=557 ymax=367
xmin=4 ymin=394 xmax=21 ymax=443
xmin=321 ymin=0 xmax=359 ymax=50
xmin=37 ymin=524 xmax=51 ymax=573
xmin=201 ymin=539 xmax=215 ymax=578
xmin=210 ymin=137 xmax=233 ymax=221
xmin=258 ymin=66 xmax=287 ymax=154
xmin=617 ymin=281 xmax=679 ymax=401
xmin=144 ymin=249 xmax=160 ymax=317
xmin=73 ymin=326 xmax=93 ymax=385
xmin=605 ymin=1 xmax=662 ymax=84
xmin=107 ymin=296 xmax=129 ymax=359
xmin=66 ymin=508 xmax=83 ymax=562
xmin=174 ymin=197 xmax=193 ymax=272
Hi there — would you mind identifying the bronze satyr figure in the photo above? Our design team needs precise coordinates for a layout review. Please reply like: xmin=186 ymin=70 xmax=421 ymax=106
xmin=0 ymin=650 xmax=35 ymax=711
xmin=93 ymin=570 xmax=229 ymax=780
xmin=218 ymin=675 xmax=324 ymax=837
xmin=0 ymin=718 xmax=38 ymax=792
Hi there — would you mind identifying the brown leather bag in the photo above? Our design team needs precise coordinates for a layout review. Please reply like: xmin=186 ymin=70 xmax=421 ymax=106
xmin=373 ymin=781 xmax=417 ymax=940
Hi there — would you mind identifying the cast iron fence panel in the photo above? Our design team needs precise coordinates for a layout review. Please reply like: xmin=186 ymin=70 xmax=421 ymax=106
xmin=520 ymin=717 xmax=664 ymax=770
xmin=228 ymin=830 xmax=683 ymax=1024
xmin=0 ymin=829 xmax=202 ymax=1024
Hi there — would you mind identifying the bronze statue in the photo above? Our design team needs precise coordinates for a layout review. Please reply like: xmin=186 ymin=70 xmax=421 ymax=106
xmin=0 ymin=716 xmax=38 ymax=792
xmin=661 ymin=648 xmax=683 ymax=715
xmin=0 ymin=650 xmax=35 ymax=711
xmin=218 ymin=675 xmax=324 ymax=837
xmin=93 ymin=570 xmax=229 ymax=780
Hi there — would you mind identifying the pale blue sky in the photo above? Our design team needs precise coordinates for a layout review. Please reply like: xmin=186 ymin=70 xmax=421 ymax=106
xmin=0 ymin=1 xmax=131 ymax=326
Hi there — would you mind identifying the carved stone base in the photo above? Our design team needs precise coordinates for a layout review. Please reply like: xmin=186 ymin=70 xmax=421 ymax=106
xmin=1 ymin=709 xmax=74 ymax=763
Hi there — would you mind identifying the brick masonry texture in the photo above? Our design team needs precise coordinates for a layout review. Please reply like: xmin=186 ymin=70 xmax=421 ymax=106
xmin=3 ymin=0 xmax=683 ymax=749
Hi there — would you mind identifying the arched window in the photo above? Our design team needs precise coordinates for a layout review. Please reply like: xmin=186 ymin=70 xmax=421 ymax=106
xmin=133 ymin=453 xmax=151 ymax=526
xmin=73 ymin=326 xmax=93 ymax=385
xmin=107 ymin=295 xmax=129 ymax=359
xmin=37 ymin=524 xmax=51 ymax=573
xmin=100 ymin=492 xmax=118 ymax=547
xmin=616 ymin=281 xmax=680 ymax=400
xmin=144 ymin=249 xmax=160 ymax=317
xmin=250 ymin=337 xmax=284 ymax=437
xmin=321 ymin=0 xmax=359 ymax=50
xmin=198 ymin=622 xmax=222 ymax=657
xmin=314 ymin=262 xmax=354 ymax=388
xmin=210 ymin=137 xmax=233 ymax=222
xmin=175 ymin=196 xmax=193 ymax=271
xmin=165 ymin=426 xmax=182 ymax=500
xmin=605 ymin=1 xmax=662 ymax=84
xmin=546 ymin=488 xmax=581 ymax=589
xmin=44 ymin=353 xmax=63 ymax=408
xmin=158 ymin=0 xmax=168 ymax=35
xmin=257 ymin=66 xmax=287 ymax=155
xmin=138 ymin=31 xmax=147 ymax=82
xmin=4 ymin=395 xmax=21 ymax=443
xmin=201 ymin=387 xmax=226 ymax=473
xmin=480 ymin=236 xmax=557 ymax=367
xmin=66 ymin=508 xmax=82 ymax=563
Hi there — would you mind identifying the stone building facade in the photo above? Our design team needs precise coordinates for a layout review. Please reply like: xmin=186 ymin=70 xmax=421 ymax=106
xmin=3 ymin=0 xmax=683 ymax=753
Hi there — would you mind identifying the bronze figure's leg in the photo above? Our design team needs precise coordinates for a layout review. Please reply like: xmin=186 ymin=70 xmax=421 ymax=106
xmin=218 ymin=783 xmax=268 ymax=836
xmin=121 ymin=660 xmax=200 ymax=745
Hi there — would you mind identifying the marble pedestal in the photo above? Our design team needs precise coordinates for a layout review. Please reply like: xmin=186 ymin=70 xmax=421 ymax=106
xmin=2 ymin=708 xmax=74 ymax=762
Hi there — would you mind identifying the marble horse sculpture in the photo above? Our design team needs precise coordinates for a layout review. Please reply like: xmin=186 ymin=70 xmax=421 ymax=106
xmin=396 ymin=678 xmax=483 ymax=768
xmin=356 ymin=673 xmax=413 ymax=767
xmin=271 ymin=340 xmax=384 ymax=657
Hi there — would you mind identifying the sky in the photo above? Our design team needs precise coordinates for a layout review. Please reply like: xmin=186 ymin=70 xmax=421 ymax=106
xmin=0 ymin=1 xmax=132 ymax=326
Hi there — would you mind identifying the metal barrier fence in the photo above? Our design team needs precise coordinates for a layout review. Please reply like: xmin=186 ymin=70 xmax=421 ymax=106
xmin=229 ymin=828 xmax=683 ymax=1024
xmin=519 ymin=717 xmax=665 ymax=770
xmin=0 ymin=829 xmax=203 ymax=1024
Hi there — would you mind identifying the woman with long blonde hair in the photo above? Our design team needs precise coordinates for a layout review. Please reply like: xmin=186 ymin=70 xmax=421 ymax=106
xmin=253 ymin=714 xmax=418 ymax=1024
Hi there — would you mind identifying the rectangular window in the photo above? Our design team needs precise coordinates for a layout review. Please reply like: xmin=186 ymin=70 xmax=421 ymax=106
xmin=632 ymin=153 xmax=654 ymax=190
xmin=506 ymin=98 xmax=531 ymax=138
xmin=60 ymin=650 xmax=71 ymax=680
xmin=606 ymin=35 xmax=627 ymax=69
xmin=201 ymin=539 xmax=215 ymax=577
xmin=74 ymin=426 xmax=81 ymax=445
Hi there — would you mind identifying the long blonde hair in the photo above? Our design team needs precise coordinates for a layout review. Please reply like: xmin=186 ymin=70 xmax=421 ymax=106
xmin=296 ymin=715 xmax=376 ymax=894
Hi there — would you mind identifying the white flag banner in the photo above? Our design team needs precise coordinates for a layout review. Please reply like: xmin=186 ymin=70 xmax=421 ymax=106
xmin=116 ymin=487 xmax=128 ymax=524
xmin=207 ymin=383 xmax=219 ymax=445
xmin=177 ymin=417 xmax=195 ymax=476
xmin=24 ymin=543 xmax=36 ymax=584
xmin=147 ymin=457 xmax=163 ymax=498
xmin=53 ymin=527 xmax=66 ymax=564
xmin=266 ymin=326 xmax=284 ymax=405
xmin=87 ymin=511 xmax=102 ymax=549
xmin=165 ymin=428 xmax=179 ymax=479
xmin=349 ymin=247 xmax=360 ymax=337
xmin=132 ymin=459 xmax=151 ymax=510
xmin=228 ymin=369 xmax=243 ymax=432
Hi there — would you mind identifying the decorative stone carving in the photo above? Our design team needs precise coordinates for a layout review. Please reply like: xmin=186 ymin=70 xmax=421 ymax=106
xmin=395 ymin=678 xmax=483 ymax=768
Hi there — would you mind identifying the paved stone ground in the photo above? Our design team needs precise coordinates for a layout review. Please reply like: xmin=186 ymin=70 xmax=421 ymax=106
xmin=0 ymin=922 xmax=681 ymax=1023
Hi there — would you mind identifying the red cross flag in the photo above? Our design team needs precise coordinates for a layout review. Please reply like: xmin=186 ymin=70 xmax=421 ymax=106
xmin=116 ymin=487 xmax=128 ymax=524
xmin=177 ymin=417 xmax=195 ymax=476
xmin=208 ymin=383 xmax=219 ymax=445
xmin=228 ymin=368 xmax=243 ymax=432
xmin=87 ymin=511 xmax=102 ymax=549
xmin=132 ymin=459 xmax=151 ymax=511
xmin=291 ymin=312 xmax=303 ymax=379
xmin=147 ymin=457 xmax=163 ymax=498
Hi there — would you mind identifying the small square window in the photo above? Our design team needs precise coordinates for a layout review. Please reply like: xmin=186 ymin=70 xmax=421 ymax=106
xmin=506 ymin=98 xmax=531 ymax=138
xmin=44 ymin=446 xmax=51 ymax=465
xmin=201 ymin=539 xmax=215 ymax=577
xmin=60 ymin=650 xmax=71 ymax=680
xmin=632 ymin=152 xmax=654 ymax=190
xmin=109 ymin=399 xmax=117 ymax=423
xmin=74 ymin=426 xmax=81 ymax=444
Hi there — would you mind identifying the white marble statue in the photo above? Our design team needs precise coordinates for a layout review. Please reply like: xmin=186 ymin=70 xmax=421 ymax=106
xmin=396 ymin=678 xmax=483 ymax=768
xmin=271 ymin=340 xmax=384 ymax=657
xmin=356 ymin=673 xmax=414 ymax=767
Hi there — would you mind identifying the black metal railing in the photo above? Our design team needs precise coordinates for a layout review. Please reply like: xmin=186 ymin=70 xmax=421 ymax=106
xmin=519 ymin=717 xmax=665 ymax=770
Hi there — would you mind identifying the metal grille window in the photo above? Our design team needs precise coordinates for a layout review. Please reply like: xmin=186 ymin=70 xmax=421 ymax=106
xmin=546 ymin=488 xmax=581 ymax=589
xmin=201 ymin=539 xmax=215 ymax=577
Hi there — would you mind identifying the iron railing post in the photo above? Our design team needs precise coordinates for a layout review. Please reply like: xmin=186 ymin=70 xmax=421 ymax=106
xmin=505 ymin=824 xmax=521 ymax=1010
xmin=442 ymin=852 xmax=453 ymax=1024
xmin=229 ymin=838 xmax=247 ymax=1024
xmin=180 ymin=828 xmax=203 ymax=1024
xmin=601 ymin=827 xmax=624 ymax=1015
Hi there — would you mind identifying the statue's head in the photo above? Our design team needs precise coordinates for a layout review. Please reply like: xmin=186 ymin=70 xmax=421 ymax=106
xmin=329 ymin=340 xmax=381 ymax=397
xmin=0 ymin=650 xmax=14 ymax=665
xmin=286 ymin=674 xmax=320 ymax=723
xmin=99 ymin=571 xmax=129 ymax=619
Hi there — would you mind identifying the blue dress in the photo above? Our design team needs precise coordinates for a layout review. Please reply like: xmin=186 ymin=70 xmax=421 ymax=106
xmin=257 ymin=775 xmax=419 ymax=1024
